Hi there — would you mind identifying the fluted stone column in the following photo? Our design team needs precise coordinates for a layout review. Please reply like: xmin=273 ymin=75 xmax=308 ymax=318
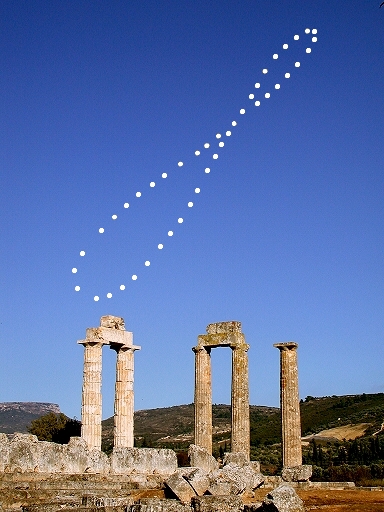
xmin=79 ymin=340 xmax=104 ymax=450
xmin=112 ymin=345 xmax=139 ymax=448
xmin=274 ymin=342 xmax=302 ymax=468
xmin=193 ymin=345 xmax=212 ymax=454
xmin=231 ymin=344 xmax=250 ymax=459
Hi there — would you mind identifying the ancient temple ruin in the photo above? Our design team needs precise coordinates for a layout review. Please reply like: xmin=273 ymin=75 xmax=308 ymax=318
xmin=193 ymin=321 xmax=250 ymax=460
xmin=78 ymin=315 xmax=141 ymax=450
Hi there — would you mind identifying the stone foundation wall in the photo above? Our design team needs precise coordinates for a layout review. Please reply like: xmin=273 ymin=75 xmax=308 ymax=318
xmin=0 ymin=434 xmax=177 ymax=476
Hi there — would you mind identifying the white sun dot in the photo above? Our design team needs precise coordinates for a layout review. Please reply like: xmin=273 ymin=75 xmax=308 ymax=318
xmin=312 ymin=37 xmax=317 ymax=42
xmin=72 ymin=268 xmax=77 ymax=274
xmin=150 ymin=182 xmax=155 ymax=187
xmin=124 ymin=203 xmax=129 ymax=208
xmin=158 ymin=244 xmax=163 ymax=249
xmin=136 ymin=192 xmax=141 ymax=197
xmin=188 ymin=202 xmax=193 ymax=207
xmin=294 ymin=34 xmax=299 ymax=40
xmin=178 ymin=218 xmax=183 ymax=223
xmin=273 ymin=53 xmax=278 ymax=59
xmin=255 ymin=83 xmax=261 ymax=88
xmin=120 ymin=285 xmax=125 ymax=290
xmin=283 ymin=43 xmax=288 ymax=49
xmin=204 ymin=143 xmax=210 ymax=148
xmin=178 ymin=161 xmax=183 ymax=167
xmin=195 ymin=150 xmax=200 ymax=156
xmin=162 ymin=173 xmax=167 ymax=178
xmin=305 ymin=28 xmax=310 ymax=34
xmin=255 ymin=101 xmax=260 ymax=106
xmin=168 ymin=231 xmax=173 ymax=236
xmin=99 ymin=228 xmax=104 ymax=233
xmin=213 ymin=154 xmax=218 ymax=159
xmin=195 ymin=188 xmax=200 ymax=193
xmin=285 ymin=72 xmax=291 ymax=78
xmin=205 ymin=168 xmax=210 ymax=173
xmin=265 ymin=93 xmax=271 ymax=98
xmin=75 ymin=286 xmax=80 ymax=291
xmin=112 ymin=214 xmax=117 ymax=220
xmin=94 ymin=296 xmax=99 ymax=302
xmin=107 ymin=293 xmax=112 ymax=298
xmin=145 ymin=261 xmax=150 ymax=266
xmin=306 ymin=48 xmax=311 ymax=53
xmin=132 ymin=275 xmax=137 ymax=281
xmin=312 ymin=29 xmax=317 ymax=34
xmin=295 ymin=62 xmax=301 ymax=67
xmin=226 ymin=131 xmax=231 ymax=136
xmin=240 ymin=108 xmax=245 ymax=114
xmin=249 ymin=93 xmax=255 ymax=99
xmin=275 ymin=84 xmax=280 ymax=89
xmin=262 ymin=69 xmax=268 ymax=74
xmin=80 ymin=251 xmax=85 ymax=256
xmin=216 ymin=133 xmax=221 ymax=139
xmin=232 ymin=121 xmax=237 ymax=126
xmin=219 ymin=142 xmax=224 ymax=147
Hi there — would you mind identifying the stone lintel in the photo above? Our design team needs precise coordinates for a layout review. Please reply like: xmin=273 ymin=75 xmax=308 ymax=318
xmin=100 ymin=315 xmax=125 ymax=330
xmin=206 ymin=321 xmax=242 ymax=334
xmin=197 ymin=332 xmax=246 ymax=349
xmin=273 ymin=341 xmax=298 ymax=351
xmin=83 ymin=327 xmax=133 ymax=346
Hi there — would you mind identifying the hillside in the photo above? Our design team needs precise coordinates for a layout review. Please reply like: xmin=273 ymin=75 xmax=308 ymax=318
xmin=0 ymin=402 xmax=61 ymax=434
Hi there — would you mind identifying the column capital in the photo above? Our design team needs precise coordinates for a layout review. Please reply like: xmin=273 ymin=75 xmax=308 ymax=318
xmin=273 ymin=342 xmax=298 ymax=351
xmin=192 ymin=345 xmax=210 ymax=354
xmin=77 ymin=338 xmax=108 ymax=347
xmin=231 ymin=343 xmax=250 ymax=352
xmin=110 ymin=343 xmax=141 ymax=353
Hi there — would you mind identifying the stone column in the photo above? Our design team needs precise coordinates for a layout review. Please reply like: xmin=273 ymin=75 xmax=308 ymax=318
xmin=274 ymin=342 xmax=302 ymax=468
xmin=231 ymin=344 xmax=250 ymax=459
xmin=193 ymin=345 xmax=212 ymax=454
xmin=79 ymin=340 xmax=104 ymax=450
xmin=112 ymin=345 xmax=139 ymax=448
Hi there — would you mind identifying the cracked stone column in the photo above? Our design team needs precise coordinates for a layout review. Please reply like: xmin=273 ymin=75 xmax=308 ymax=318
xmin=78 ymin=340 xmax=104 ymax=450
xmin=111 ymin=344 xmax=140 ymax=448
xmin=231 ymin=343 xmax=250 ymax=459
xmin=274 ymin=342 xmax=302 ymax=468
xmin=193 ymin=345 xmax=212 ymax=454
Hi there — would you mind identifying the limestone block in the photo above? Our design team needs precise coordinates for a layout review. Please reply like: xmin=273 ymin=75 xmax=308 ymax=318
xmin=165 ymin=471 xmax=196 ymax=503
xmin=249 ymin=461 xmax=261 ymax=473
xmin=100 ymin=315 xmax=125 ymax=329
xmin=207 ymin=469 xmax=244 ymax=496
xmin=281 ymin=465 xmax=312 ymax=483
xmin=222 ymin=452 xmax=248 ymax=467
xmin=133 ymin=498 xmax=193 ymax=511
xmin=0 ymin=433 xmax=10 ymax=471
xmin=191 ymin=495 xmax=244 ymax=512
xmin=85 ymin=448 xmax=110 ymax=474
xmin=206 ymin=322 xmax=242 ymax=334
xmin=7 ymin=433 xmax=40 ymax=472
xmin=63 ymin=437 xmax=90 ymax=473
xmin=188 ymin=445 xmax=219 ymax=473
xmin=222 ymin=463 xmax=265 ymax=492
xmin=111 ymin=447 xmax=177 ymax=475
xmin=182 ymin=468 xmax=210 ymax=496
xmin=262 ymin=484 xmax=305 ymax=512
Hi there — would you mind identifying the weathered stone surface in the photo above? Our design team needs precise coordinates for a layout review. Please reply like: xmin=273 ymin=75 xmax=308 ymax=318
xmin=222 ymin=463 xmax=265 ymax=492
xmin=165 ymin=471 xmax=196 ymax=503
xmin=133 ymin=498 xmax=192 ymax=511
xmin=281 ymin=465 xmax=312 ymax=483
xmin=262 ymin=484 xmax=305 ymax=512
xmin=100 ymin=315 xmax=125 ymax=329
xmin=188 ymin=445 xmax=219 ymax=474
xmin=222 ymin=452 xmax=248 ymax=467
xmin=207 ymin=469 xmax=244 ymax=496
xmin=206 ymin=322 xmax=242 ymax=334
xmin=111 ymin=447 xmax=177 ymax=475
xmin=182 ymin=468 xmax=210 ymax=496
xmin=243 ymin=504 xmax=263 ymax=511
xmin=192 ymin=495 xmax=244 ymax=512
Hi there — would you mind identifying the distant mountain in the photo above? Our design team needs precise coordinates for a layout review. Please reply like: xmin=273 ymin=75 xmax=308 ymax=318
xmin=0 ymin=402 xmax=61 ymax=434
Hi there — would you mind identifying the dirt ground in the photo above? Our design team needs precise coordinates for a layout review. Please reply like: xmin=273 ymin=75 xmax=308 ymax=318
xmin=252 ymin=488 xmax=384 ymax=511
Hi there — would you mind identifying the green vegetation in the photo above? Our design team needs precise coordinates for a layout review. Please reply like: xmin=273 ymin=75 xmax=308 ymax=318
xmin=28 ymin=412 xmax=81 ymax=443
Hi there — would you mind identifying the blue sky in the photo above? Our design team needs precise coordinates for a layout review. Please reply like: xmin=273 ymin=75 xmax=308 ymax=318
xmin=1 ymin=0 xmax=383 ymax=420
